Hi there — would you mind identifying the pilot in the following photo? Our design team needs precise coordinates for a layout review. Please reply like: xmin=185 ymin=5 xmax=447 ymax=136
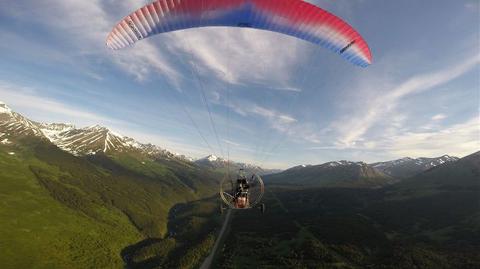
xmin=234 ymin=176 xmax=250 ymax=208
xmin=235 ymin=195 xmax=248 ymax=208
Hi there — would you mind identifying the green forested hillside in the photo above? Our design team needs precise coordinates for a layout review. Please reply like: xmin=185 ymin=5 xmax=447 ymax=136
xmin=2 ymin=130 xmax=478 ymax=269
xmin=122 ymin=197 xmax=222 ymax=268
xmin=215 ymin=187 xmax=480 ymax=269
xmin=0 ymin=135 xmax=221 ymax=268
xmin=392 ymin=151 xmax=480 ymax=195
xmin=215 ymin=153 xmax=480 ymax=269
xmin=0 ymin=139 xmax=139 ymax=268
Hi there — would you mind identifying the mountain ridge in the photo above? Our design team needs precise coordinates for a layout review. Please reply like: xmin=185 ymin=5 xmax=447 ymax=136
xmin=1 ymin=102 xmax=281 ymax=170
xmin=265 ymin=160 xmax=393 ymax=188
xmin=393 ymin=150 xmax=480 ymax=193
xmin=194 ymin=154 xmax=282 ymax=175
xmin=0 ymin=102 xmax=194 ymax=162
xmin=371 ymin=155 xmax=459 ymax=178
xmin=0 ymin=101 xmax=467 ymax=177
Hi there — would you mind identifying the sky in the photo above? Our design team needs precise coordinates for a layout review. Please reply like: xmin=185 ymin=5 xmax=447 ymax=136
xmin=0 ymin=0 xmax=479 ymax=169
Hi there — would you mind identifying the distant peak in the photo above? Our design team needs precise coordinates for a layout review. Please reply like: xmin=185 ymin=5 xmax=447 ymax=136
xmin=108 ymin=130 xmax=124 ymax=138
xmin=84 ymin=125 xmax=124 ymax=137
xmin=291 ymin=164 xmax=311 ymax=169
xmin=42 ymin=122 xmax=75 ymax=129
xmin=86 ymin=124 xmax=108 ymax=131
xmin=207 ymin=154 xmax=219 ymax=161
xmin=0 ymin=101 xmax=12 ymax=114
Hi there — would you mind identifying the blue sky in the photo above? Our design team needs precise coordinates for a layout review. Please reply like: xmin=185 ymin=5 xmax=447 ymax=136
xmin=0 ymin=0 xmax=479 ymax=168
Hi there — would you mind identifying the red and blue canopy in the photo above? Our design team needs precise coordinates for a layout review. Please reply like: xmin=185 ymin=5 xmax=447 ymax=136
xmin=106 ymin=0 xmax=372 ymax=67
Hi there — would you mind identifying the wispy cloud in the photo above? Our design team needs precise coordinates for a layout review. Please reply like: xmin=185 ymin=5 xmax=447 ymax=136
xmin=333 ymin=55 xmax=480 ymax=147
xmin=0 ymin=81 xmax=121 ymax=126
xmin=4 ymin=0 xmax=306 ymax=90
xmin=307 ymin=116 xmax=479 ymax=161
xmin=171 ymin=28 xmax=308 ymax=87
xmin=222 ymin=139 xmax=241 ymax=147
xmin=247 ymin=82 xmax=303 ymax=92
xmin=1 ymin=0 xmax=308 ymax=90
xmin=0 ymin=0 xmax=183 ymax=85
xmin=464 ymin=1 xmax=480 ymax=12
xmin=431 ymin=114 xmax=447 ymax=121
xmin=0 ymin=79 xmax=216 ymax=158
xmin=220 ymin=98 xmax=298 ymax=135
xmin=384 ymin=117 xmax=479 ymax=158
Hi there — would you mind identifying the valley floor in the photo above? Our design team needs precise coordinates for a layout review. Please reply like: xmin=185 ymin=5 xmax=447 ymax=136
xmin=213 ymin=187 xmax=480 ymax=269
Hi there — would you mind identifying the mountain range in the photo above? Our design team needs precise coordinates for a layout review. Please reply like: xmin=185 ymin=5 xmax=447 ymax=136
xmin=0 ymin=101 xmax=193 ymax=161
xmin=371 ymin=155 xmax=459 ymax=178
xmin=264 ymin=160 xmax=393 ymax=188
xmin=1 ymin=101 xmax=464 ymax=180
xmin=219 ymin=151 xmax=480 ymax=269
xmin=194 ymin=154 xmax=282 ymax=175
xmin=1 ymin=100 xmax=478 ymax=269
xmin=264 ymin=154 xmax=466 ymax=188
xmin=395 ymin=150 xmax=480 ymax=192
xmin=1 ymin=101 xmax=286 ymax=174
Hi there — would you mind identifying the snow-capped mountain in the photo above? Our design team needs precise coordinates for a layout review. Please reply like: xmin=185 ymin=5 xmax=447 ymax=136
xmin=287 ymin=164 xmax=312 ymax=171
xmin=39 ymin=124 xmax=141 ymax=155
xmin=266 ymin=160 xmax=392 ymax=188
xmin=0 ymin=101 xmax=185 ymax=159
xmin=1 ymin=101 xmax=462 ymax=176
xmin=285 ymin=160 xmax=380 ymax=174
xmin=195 ymin=154 xmax=281 ymax=175
xmin=206 ymin=154 xmax=220 ymax=162
xmin=324 ymin=160 xmax=365 ymax=167
xmin=195 ymin=154 xmax=228 ymax=168
xmin=371 ymin=155 xmax=459 ymax=178
xmin=0 ymin=102 xmax=43 ymax=137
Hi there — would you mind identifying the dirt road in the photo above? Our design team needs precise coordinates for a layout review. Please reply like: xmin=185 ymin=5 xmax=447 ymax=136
xmin=199 ymin=209 xmax=232 ymax=269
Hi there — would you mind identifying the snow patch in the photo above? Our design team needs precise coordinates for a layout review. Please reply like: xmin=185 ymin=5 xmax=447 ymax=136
xmin=207 ymin=155 xmax=218 ymax=162
xmin=1 ymin=138 xmax=11 ymax=144
xmin=8 ymin=152 xmax=15 ymax=155
xmin=0 ymin=103 xmax=12 ymax=114
xmin=109 ymin=130 xmax=124 ymax=138
xmin=40 ymin=126 xmax=74 ymax=142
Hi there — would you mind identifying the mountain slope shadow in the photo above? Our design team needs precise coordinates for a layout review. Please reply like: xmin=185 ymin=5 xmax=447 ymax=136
xmin=121 ymin=196 xmax=222 ymax=269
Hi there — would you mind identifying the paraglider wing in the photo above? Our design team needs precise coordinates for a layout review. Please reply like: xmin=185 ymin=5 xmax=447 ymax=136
xmin=106 ymin=0 xmax=372 ymax=67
